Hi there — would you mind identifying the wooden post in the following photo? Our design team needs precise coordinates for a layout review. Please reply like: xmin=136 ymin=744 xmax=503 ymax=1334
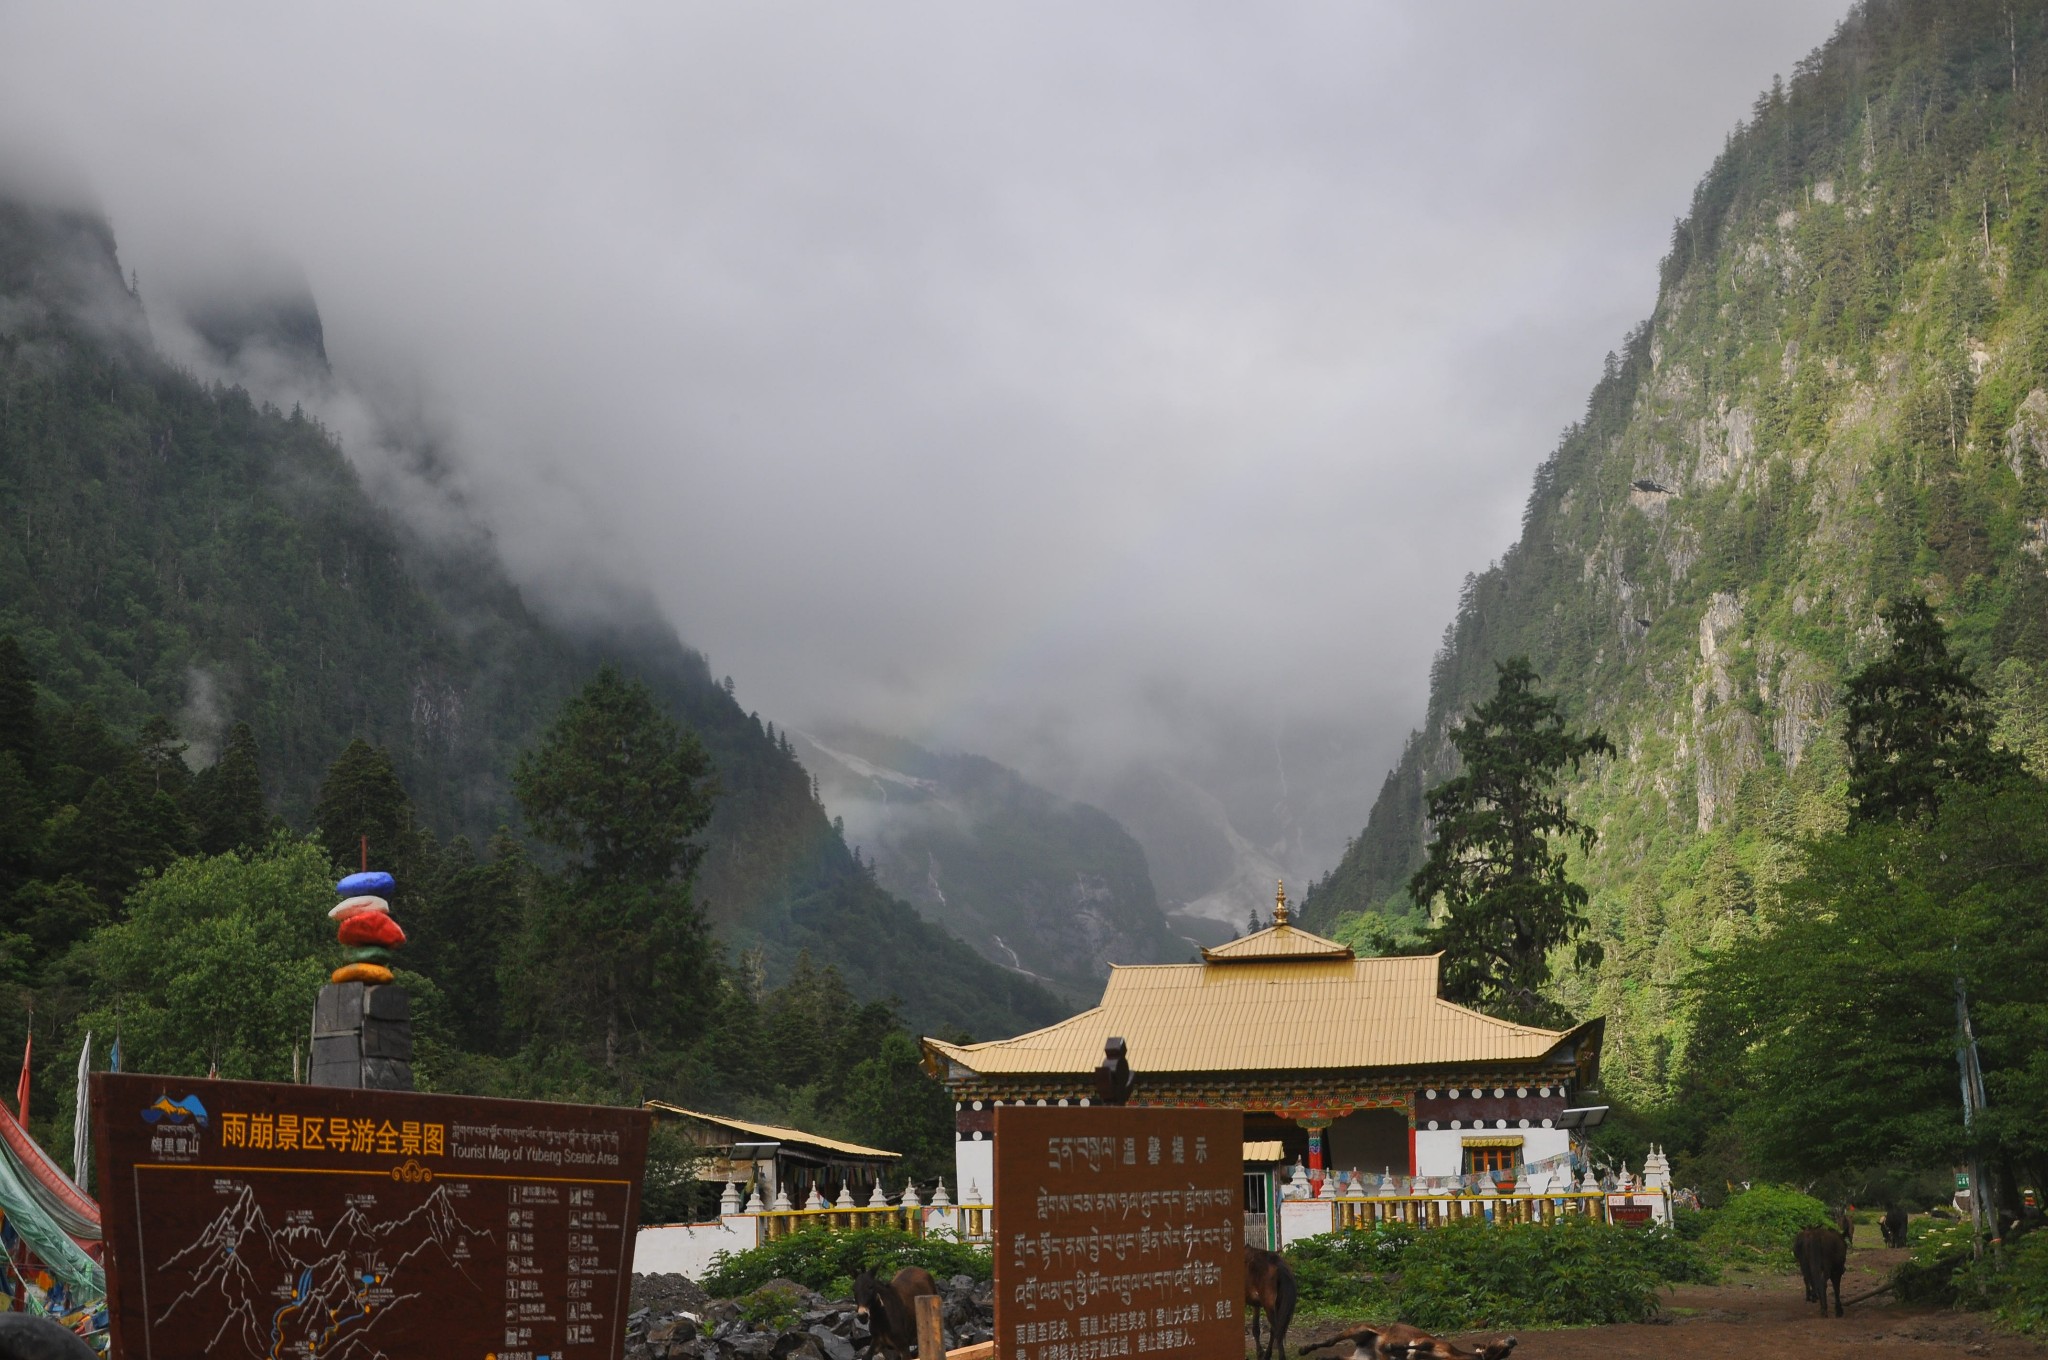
xmin=915 ymin=1292 xmax=944 ymax=1360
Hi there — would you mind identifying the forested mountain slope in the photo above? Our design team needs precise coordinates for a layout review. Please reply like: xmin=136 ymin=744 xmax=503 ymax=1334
xmin=0 ymin=185 xmax=1063 ymax=1040
xmin=794 ymin=725 xmax=1183 ymax=1005
xmin=1305 ymin=0 xmax=2048 ymax=1101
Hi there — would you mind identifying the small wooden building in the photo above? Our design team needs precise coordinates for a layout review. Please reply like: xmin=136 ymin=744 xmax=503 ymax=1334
xmin=642 ymin=1101 xmax=901 ymax=1208
xmin=921 ymin=887 xmax=1602 ymax=1224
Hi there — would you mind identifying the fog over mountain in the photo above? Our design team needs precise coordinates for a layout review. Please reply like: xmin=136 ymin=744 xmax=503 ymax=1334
xmin=0 ymin=3 xmax=1847 ymax=900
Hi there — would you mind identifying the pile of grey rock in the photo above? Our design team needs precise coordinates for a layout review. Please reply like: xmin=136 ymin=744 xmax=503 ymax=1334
xmin=626 ymin=1274 xmax=995 ymax=1360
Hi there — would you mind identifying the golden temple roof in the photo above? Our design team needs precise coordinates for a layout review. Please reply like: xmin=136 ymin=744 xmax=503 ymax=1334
xmin=1200 ymin=921 xmax=1355 ymax=963
xmin=922 ymin=952 xmax=1584 ymax=1078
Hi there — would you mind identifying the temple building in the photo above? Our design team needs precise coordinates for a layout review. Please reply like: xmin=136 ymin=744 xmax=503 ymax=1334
xmin=921 ymin=885 xmax=1603 ymax=1224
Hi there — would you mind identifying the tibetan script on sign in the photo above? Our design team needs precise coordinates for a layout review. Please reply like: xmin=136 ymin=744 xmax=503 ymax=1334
xmin=92 ymin=1072 xmax=650 ymax=1360
xmin=994 ymin=1105 xmax=1243 ymax=1360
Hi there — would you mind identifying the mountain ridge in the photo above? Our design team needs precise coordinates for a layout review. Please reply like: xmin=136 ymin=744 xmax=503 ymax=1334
xmin=0 ymin=180 xmax=1065 ymax=1040
xmin=1306 ymin=0 xmax=2048 ymax=1101
xmin=794 ymin=723 xmax=1184 ymax=1003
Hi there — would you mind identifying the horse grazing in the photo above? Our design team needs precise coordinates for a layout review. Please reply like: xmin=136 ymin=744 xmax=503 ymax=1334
xmin=1245 ymin=1245 xmax=1297 ymax=1360
xmin=853 ymin=1266 xmax=939 ymax=1359
xmin=1302 ymin=1322 xmax=1518 ymax=1360
xmin=1881 ymin=1205 xmax=1909 ymax=1248
xmin=1793 ymin=1226 xmax=1847 ymax=1317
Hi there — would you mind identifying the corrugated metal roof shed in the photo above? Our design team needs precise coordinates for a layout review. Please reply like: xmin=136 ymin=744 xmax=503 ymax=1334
xmin=642 ymin=1100 xmax=900 ymax=1161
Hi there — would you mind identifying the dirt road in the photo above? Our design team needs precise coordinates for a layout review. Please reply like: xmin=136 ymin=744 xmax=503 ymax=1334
xmin=1288 ymin=1245 xmax=2047 ymax=1360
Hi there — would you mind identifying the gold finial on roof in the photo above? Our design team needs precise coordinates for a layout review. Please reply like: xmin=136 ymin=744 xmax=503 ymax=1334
xmin=1273 ymin=879 xmax=1289 ymax=927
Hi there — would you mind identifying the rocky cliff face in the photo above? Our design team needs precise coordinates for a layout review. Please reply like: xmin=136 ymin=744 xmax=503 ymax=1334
xmin=794 ymin=726 xmax=1182 ymax=1005
xmin=1307 ymin=0 xmax=2048 ymax=1101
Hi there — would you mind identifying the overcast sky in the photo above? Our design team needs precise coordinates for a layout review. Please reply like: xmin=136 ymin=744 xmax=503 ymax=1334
xmin=0 ymin=2 xmax=1850 ymax=863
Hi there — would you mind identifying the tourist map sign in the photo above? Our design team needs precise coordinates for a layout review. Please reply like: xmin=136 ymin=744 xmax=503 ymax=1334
xmin=994 ymin=1106 xmax=1243 ymax=1360
xmin=92 ymin=1072 xmax=650 ymax=1360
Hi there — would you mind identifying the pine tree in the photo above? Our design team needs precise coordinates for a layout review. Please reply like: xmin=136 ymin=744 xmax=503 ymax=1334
xmin=314 ymin=739 xmax=415 ymax=870
xmin=1409 ymin=658 xmax=1612 ymax=1026
xmin=196 ymin=722 xmax=270 ymax=854
xmin=512 ymin=665 xmax=716 ymax=1075
xmin=1843 ymin=596 xmax=2022 ymax=825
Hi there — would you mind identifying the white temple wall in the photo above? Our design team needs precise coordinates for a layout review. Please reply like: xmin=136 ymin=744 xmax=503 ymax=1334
xmin=955 ymin=1135 xmax=994 ymax=1204
xmin=1413 ymin=1126 xmax=1570 ymax=1185
xmin=634 ymin=1216 xmax=757 ymax=1278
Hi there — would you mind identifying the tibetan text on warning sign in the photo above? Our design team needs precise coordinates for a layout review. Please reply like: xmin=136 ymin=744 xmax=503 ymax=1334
xmin=993 ymin=1106 xmax=1243 ymax=1360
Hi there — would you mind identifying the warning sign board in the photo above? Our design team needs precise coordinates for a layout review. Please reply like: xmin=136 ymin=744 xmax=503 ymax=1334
xmin=993 ymin=1105 xmax=1243 ymax=1360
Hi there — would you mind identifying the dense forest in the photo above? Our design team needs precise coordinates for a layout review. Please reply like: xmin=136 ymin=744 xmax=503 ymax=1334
xmin=1305 ymin=0 xmax=2048 ymax=1199
xmin=0 ymin=184 xmax=1065 ymax=1188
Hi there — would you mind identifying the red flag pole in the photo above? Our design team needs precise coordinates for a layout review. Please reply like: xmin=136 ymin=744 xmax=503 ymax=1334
xmin=360 ymin=835 xmax=368 ymax=873
xmin=15 ymin=1007 xmax=30 ymax=1122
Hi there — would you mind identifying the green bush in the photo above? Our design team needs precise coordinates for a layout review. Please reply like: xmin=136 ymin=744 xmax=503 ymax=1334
xmin=737 ymin=1283 xmax=809 ymax=1330
xmin=1892 ymin=1216 xmax=1976 ymax=1305
xmin=700 ymin=1227 xmax=991 ymax=1298
xmin=1697 ymin=1187 xmax=1830 ymax=1269
xmin=1974 ymin=1231 xmax=2048 ymax=1334
xmin=1672 ymin=1206 xmax=1714 ymax=1241
xmin=1289 ymin=1215 xmax=1709 ymax=1329
xmin=1287 ymin=1224 xmax=1414 ymax=1316
xmin=1897 ymin=1218 xmax=2048 ymax=1327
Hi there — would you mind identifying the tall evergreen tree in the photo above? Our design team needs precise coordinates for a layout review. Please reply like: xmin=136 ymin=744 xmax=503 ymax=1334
xmin=314 ymin=739 xmax=416 ymax=870
xmin=512 ymin=666 xmax=716 ymax=1075
xmin=196 ymin=722 xmax=270 ymax=855
xmin=1409 ymin=657 xmax=1612 ymax=1026
xmin=1843 ymin=596 xmax=2022 ymax=825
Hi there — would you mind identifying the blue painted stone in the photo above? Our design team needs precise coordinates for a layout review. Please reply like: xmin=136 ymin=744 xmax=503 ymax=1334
xmin=337 ymin=870 xmax=396 ymax=896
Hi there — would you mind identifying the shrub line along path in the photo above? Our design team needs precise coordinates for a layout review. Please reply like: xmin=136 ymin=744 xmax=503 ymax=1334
xmin=1281 ymin=1245 xmax=2048 ymax=1360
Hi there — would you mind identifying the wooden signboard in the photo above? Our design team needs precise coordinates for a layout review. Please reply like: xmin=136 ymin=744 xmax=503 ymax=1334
xmin=993 ymin=1106 xmax=1243 ymax=1360
xmin=92 ymin=1072 xmax=651 ymax=1360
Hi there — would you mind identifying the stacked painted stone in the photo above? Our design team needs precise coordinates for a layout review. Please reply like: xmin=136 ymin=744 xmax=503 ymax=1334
xmin=328 ymin=870 xmax=407 ymax=985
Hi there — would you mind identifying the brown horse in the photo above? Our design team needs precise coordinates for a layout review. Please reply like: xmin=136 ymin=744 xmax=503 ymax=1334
xmin=853 ymin=1266 xmax=939 ymax=1359
xmin=1246 ymin=1245 xmax=1297 ymax=1360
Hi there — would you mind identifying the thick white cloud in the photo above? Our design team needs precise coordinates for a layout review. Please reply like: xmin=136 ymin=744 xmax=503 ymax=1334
xmin=0 ymin=2 xmax=1850 ymax=876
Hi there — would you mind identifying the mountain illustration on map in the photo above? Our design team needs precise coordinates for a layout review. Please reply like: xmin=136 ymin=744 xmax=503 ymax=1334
xmin=151 ymin=1182 xmax=496 ymax=1359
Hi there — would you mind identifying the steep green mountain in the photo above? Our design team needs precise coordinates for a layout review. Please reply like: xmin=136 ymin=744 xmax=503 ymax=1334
xmin=0 ymin=183 xmax=1063 ymax=1040
xmin=1305 ymin=0 xmax=2048 ymax=1102
xmin=793 ymin=725 xmax=1183 ymax=1004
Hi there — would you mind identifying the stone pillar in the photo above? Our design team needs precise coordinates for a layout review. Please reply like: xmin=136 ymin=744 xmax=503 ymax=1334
xmin=309 ymin=982 xmax=413 ymax=1090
